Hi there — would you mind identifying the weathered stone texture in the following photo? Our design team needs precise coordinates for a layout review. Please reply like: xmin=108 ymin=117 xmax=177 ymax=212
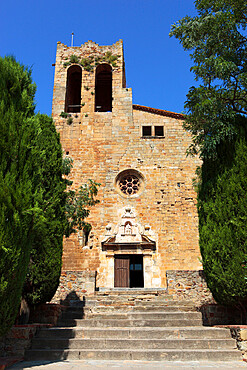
xmin=51 ymin=271 xmax=96 ymax=303
xmin=0 ymin=304 xmax=62 ymax=358
xmin=29 ymin=304 xmax=63 ymax=325
xmin=0 ymin=325 xmax=45 ymax=357
xmin=166 ymin=270 xmax=214 ymax=304
xmin=230 ymin=327 xmax=247 ymax=357
xmin=52 ymin=40 xmax=202 ymax=290
xmin=200 ymin=305 xmax=242 ymax=326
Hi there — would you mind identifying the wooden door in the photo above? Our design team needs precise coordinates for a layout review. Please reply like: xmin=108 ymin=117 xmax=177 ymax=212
xmin=114 ymin=256 xmax=130 ymax=287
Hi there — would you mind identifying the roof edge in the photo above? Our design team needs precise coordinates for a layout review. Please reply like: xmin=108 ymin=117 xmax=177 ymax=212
xmin=133 ymin=104 xmax=185 ymax=120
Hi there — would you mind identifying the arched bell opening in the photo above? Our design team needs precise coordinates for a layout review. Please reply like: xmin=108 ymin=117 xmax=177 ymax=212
xmin=95 ymin=64 xmax=112 ymax=112
xmin=65 ymin=65 xmax=82 ymax=113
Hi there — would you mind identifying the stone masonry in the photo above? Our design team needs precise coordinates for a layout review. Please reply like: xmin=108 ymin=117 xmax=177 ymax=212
xmin=52 ymin=40 xmax=202 ymax=297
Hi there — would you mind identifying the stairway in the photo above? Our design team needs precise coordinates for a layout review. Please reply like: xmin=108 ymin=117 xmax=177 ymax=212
xmin=26 ymin=290 xmax=241 ymax=362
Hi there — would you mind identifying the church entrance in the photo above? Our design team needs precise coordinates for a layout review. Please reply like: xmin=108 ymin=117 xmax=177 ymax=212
xmin=114 ymin=255 xmax=144 ymax=288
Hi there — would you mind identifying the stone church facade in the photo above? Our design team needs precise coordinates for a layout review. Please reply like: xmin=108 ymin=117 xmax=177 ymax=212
xmin=52 ymin=40 xmax=206 ymax=300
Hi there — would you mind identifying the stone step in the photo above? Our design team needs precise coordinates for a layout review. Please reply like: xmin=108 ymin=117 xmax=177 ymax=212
xmin=65 ymin=299 xmax=195 ymax=308
xmin=64 ymin=305 xmax=196 ymax=314
xmin=25 ymin=291 xmax=242 ymax=363
xmin=60 ymin=311 xmax=201 ymax=321
xmin=31 ymin=337 xmax=236 ymax=350
xmin=87 ymin=294 xmax=174 ymax=300
xmin=25 ymin=348 xmax=241 ymax=362
xmin=36 ymin=327 xmax=233 ymax=340
xmin=97 ymin=289 xmax=169 ymax=295
xmin=58 ymin=318 xmax=203 ymax=327
xmin=91 ymin=295 xmax=172 ymax=301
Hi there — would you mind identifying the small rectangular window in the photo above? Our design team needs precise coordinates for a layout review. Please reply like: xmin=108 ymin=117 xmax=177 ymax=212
xmin=142 ymin=126 xmax=152 ymax=136
xmin=155 ymin=126 xmax=164 ymax=136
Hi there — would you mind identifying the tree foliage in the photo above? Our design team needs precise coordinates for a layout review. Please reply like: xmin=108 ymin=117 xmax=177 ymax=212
xmin=0 ymin=56 xmax=100 ymax=336
xmin=22 ymin=114 xmax=66 ymax=306
xmin=64 ymin=179 xmax=100 ymax=237
xmin=24 ymin=145 xmax=100 ymax=305
xmin=198 ymin=120 xmax=247 ymax=311
xmin=170 ymin=1 xmax=247 ymax=313
xmin=170 ymin=0 xmax=247 ymax=158
xmin=0 ymin=56 xmax=37 ymax=335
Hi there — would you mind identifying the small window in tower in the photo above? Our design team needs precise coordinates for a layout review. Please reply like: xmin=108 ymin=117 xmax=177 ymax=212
xmin=95 ymin=64 xmax=112 ymax=112
xmin=155 ymin=126 xmax=164 ymax=136
xmin=142 ymin=126 xmax=152 ymax=136
xmin=84 ymin=229 xmax=90 ymax=246
xmin=65 ymin=65 xmax=82 ymax=113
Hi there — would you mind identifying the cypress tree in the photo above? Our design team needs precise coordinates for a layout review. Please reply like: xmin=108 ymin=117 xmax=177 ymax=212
xmin=0 ymin=56 xmax=100 ymax=336
xmin=0 ymin=57 xmax=37 ymax=335
xmin=198 ymin=121 xmax=247 ymax=317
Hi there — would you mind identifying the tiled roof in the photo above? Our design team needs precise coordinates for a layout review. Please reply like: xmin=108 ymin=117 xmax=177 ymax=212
xmin=133 ymin=104 xmax=185 ymax=120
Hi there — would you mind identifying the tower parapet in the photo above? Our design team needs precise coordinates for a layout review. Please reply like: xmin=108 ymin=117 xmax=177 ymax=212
xmin=52 ymin=40 xmax=127 ymax=118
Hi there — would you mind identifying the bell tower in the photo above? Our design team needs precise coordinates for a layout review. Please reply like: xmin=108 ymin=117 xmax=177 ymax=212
xmin=52 ymin=39 xmax=128 ymax=119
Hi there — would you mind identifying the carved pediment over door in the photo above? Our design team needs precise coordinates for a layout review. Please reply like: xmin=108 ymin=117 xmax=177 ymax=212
xmin=101 ymin=206 xmax=156 ymax=251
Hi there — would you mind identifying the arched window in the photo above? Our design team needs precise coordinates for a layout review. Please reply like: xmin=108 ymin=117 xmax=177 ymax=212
xmin=95 ymin=64 xmax=112 ymax=112
xmin=65 ymin=65 xmax=82 ymax=113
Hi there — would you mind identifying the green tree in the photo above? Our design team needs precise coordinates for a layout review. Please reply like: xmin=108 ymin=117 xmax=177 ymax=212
xmin=170 ymin=0 xmax=247 ymax=158
xmin=64 ymin=178 xmax=100 ymax=238
xmin=0 ymin=56 xmax=37 ymax=335
xmin=22 ymin=114 xmax=67 ymax=305
xmin=198 ymin=121 xmax=247 ymax=316
xmin=170 ymin=0 xmax=247 ymax=316
xmin=0 ymin=56 xmax=100 ymax=336
xmin=23 ymin=141 xmax=100 ymax=305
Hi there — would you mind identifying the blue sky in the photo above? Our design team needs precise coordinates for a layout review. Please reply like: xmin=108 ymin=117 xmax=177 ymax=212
xmin=0 ymin=0 xmax=197 ymax=115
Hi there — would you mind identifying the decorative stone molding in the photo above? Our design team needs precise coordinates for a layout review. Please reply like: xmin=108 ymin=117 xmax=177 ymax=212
xmin=101 ymin=206 xmax=156 ymax=251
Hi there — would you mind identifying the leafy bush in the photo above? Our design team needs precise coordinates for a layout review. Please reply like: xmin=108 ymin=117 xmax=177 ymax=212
xmin=80 ymin=57 xmax=94 ymax=72
xmin=60 ymin=111 xmax=68 ymax=118
xmin=63 ymin=61 xmax=70 ymax=68
xmin=67 ymin=116 xmax=73 ymax=125
xmin=102 ymin=51 xmax=119 ymax=67
xmin=70 ymin=55 xmax=79 ymax=64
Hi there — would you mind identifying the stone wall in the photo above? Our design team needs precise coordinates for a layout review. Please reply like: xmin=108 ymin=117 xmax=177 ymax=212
xmin=133 ymin=109 xmax=202 ymax=277
xmin=29 ymin=304 xmax=63 ymax=325
xmin=231 ymin=327 xmax=247 ymax=360
xmin=0 ymin=304 xmax=63 ymax=358
xmin=166 ymin=270 xmax=245 ymax=326
xmin=200 ymin=305 xmax=242 ymax=326
xmin=52 ymin=40 xmax=202 ymax=289
xmin=0 ymin=324 xmax=50 ymax=358
xmin=166 ymin=270 xmax=214 ymax=305
xmin=51 ymin=271 xmax=96 ymax=304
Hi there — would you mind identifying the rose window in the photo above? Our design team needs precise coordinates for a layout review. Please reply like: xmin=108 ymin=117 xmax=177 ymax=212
xmin=115 ymin=169 xmax=144 ymax=198
xmin=119 ymin=175 xmax=140 ymax=195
